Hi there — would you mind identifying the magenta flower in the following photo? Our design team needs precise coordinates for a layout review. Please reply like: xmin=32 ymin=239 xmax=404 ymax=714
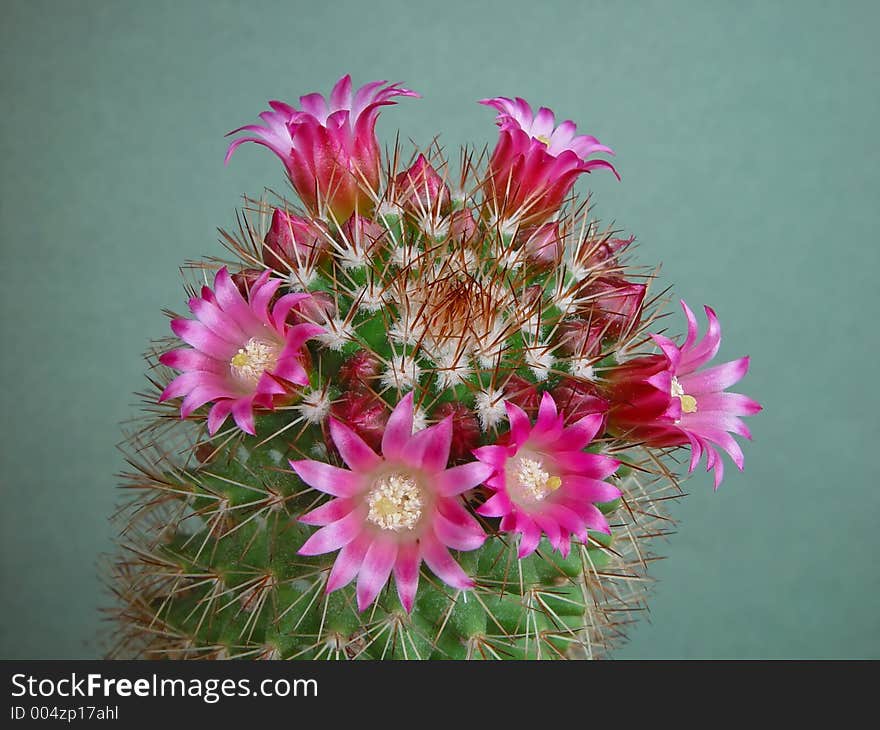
xmin=606 ymin=301 xmax=762 ymax=488
xmin=159 ymin=267 xmax=323 ymax=435
xmin=480 ymin=96 xmax=618 ymax=227
xmin=291 ymin=392 xmax=492 ymax=612
xmin=226 ymin=75 xmax=419 ymax=222
xmin=473 ymin=392 xmax=620 ymax=558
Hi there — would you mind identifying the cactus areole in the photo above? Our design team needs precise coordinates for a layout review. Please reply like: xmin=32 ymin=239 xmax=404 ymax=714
xmin=110 ymin=75 xmax=761 ymax=660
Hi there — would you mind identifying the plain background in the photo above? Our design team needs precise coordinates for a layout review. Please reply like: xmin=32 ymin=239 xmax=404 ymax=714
xmin=1 ymin=0 xmax=877 ymax=659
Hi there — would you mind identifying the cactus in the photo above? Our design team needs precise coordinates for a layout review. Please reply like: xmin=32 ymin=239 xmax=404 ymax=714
xmin=107 ymin=77 xmax=760 ymax=660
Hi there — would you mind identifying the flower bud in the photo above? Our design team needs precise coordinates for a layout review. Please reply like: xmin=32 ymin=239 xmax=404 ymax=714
xmin=339 ymin=350 xmax=383 ymax=386
xmin=329 ymin=387 xmax=389 ymax=452
xmin=394 ymin=154 xmax=450 ymax=215
xmin=263 ymin=208 xmax=325 ymax=272
xmin=433 ymin=401 xmax=481 ymax=462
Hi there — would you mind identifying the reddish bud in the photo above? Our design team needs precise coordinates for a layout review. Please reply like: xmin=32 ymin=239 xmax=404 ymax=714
xmin=329 ymin=388 xmax=389 ymax=453
xmin=339 ymin=350 xmax=383 ymax=386
xmin=449 ymin=208 xmax=477 ymax=243
xmin=581 ymin=277 xmax=646 ymax=338
xmin=586 ymin=235 xmax=634 ymax=270
xmin=288 ymin=290 xmax=336 ymax=325
xmin=433 ymin=402 xmax=481 ymax=462
xmin=551 ymin=378 xmax=609 ymax=426
xmin=503 ymin=375 xmax=541 ymax=418
xmin=263 ymin=208 xmax=326 ymax=272
xmin=519 ymin=221 xmax=562 ymax=264
xmin=557 ymin=319 xmax=605 ymax=358
xmin=231 ymin=268 xmax=266 ymax=298
xmin=394 ymin=154 xmax=450 ymax=215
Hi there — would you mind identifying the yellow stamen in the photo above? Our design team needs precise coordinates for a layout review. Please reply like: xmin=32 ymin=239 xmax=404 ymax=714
xmin=535 ymin=134 xmax=551 ymax=146
xmin=229 ymin=338 xmax=280 ymax=384
xmin=366 ymin=473 xmax=423 ymax=531
xmin=514 ymin=457 xmax=562 ymax=502
xmin=670 ymin=376 xmax=698 ymax=415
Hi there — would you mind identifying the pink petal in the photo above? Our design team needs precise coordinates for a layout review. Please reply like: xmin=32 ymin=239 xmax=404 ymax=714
xmin=564 ymin=475 xmax=621 ymax=503
xmin=420 ymin=535 xmax=474 ymax=590
xmin=231 ymin=398 xmax=257 ymax=435
xmin=436 ymin=461 xmax=494 ymax=497
xmin=329 ymin=418 xmax=381 ymax=471
xmin=298 ymin=509 xmax=365 ymax=556
xmin=532 ymin=391 xmax=563 ymax=441
xmin=679 ymin=356 xmax=750 ymax=395
xmin=554 ymin=451 xmax=618 ymax=478
xmin=326 ymin=532 xmax=372 ymax=593
xmin=554 ymin=412 xmax=603 ymax=451
xmin=516 ymin=514 xmax=542 ymax=558
xmin=505 ymin=400 xmax=532 ymax=446
xmin=413 ymin=417 xmax=453 ymax=472
xmin=299 ymin=497 xmax=355 ymax=526
xmin=170 ymin=319 xmax=237 ymax=360
xmin=476 ymin=491 xmax=513 ymax=518
xmin=207 ymin=400 xmax=234 ymax=434
xmin=393 ymin=541 xmax=421 ymax=613
xmin=381 ymin=391 xmax=414 ymax=461
xmin=472 ymin=444 xmax=512 ymax=471
xmin=433 ymin=503 xmax=485 ymax=551
xmin=290 ymin=459 xmax=362 ymax=497
xmin=356 ymin=538 xmax=398 ymax=611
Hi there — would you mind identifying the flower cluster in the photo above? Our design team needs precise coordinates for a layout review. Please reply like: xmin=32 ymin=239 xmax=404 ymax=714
xmin=157 ymin=75 xmax=761 ymax=613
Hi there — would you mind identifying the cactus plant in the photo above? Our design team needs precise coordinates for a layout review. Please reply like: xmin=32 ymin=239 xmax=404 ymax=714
xmin=108 ymin=76 xmax=760 ymax=660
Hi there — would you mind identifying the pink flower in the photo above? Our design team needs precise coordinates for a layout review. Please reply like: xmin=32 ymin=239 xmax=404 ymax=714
xmin=605 ymin=301 xmax=762 ymax=488
xmin=291 ymin=393 xmax=493 ymax=612
xmin=226 ymin=75 xmax=419 ymax=222
xmin=480 ymin=96 xmax=618 ymax=227
xmin=474 ymin=392 xmax=620 ymax=558
xmin=159 ymin=267 xmax=323 ymax=435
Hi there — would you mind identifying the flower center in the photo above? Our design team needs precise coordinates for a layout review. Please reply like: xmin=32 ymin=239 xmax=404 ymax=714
xmin=366 ymin=473 xmax=423 ymax=531
xmin=535 ymin=134 xmax=551 ymax=147
xmin=229 ymin=338 xmax=280 ymax=384
xmin=512 ymin=456 xmax=562 ymax=502
xmin=671 ymin=376 xmax=698 ymax=414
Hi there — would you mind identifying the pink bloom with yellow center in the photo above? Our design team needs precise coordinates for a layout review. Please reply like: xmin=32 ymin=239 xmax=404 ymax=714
xmin=225 ymin=75 xmax=419 ymax=222
xmin=473 ymin=392 xmax=620 ymax=558
xmin=480 ymin=96 xmax=619 ymax=227
xmin=605 ymin=301 xmax=762 ymax=488
xmin=291 ymin=392 xmax=492 ymax=612
xmin=159 ymin=267 xmax=323 ymax=435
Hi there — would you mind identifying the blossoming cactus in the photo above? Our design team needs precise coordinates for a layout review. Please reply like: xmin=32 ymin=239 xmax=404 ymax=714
xmin=110 ymin=75 xmax=761 ymax=660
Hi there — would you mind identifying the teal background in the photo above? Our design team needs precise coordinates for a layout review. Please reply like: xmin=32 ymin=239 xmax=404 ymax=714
xmin=1 ymin=0 xmax=877 ymax=659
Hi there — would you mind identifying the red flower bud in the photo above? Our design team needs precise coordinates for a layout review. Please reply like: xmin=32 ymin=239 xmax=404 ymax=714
xmin=231 ymin=268 xmax=267 ymax=298
xmin=433 ymin=402 xmax=481 ymax=462
xmin=394 ymin=154 xmax=450 ymax=215
xmin=580 ymin=276 xmax=646 ymax=338
xmin=503 ymin=375 xmax=541 ymax=418
xmin=263 ymin=208 xmax=326 ymax=272
xmin=519 ymin=221 xmax=562 ymax=264
xmin=557 ymin=319 xmax=604 ymax=358
xmin=329 ymin=388 xmax=389 ymax=453
xmin=339 ymin=350 xmax=383 ymax=386
xmin=551 ymin=378 xmax=609 ymax=425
